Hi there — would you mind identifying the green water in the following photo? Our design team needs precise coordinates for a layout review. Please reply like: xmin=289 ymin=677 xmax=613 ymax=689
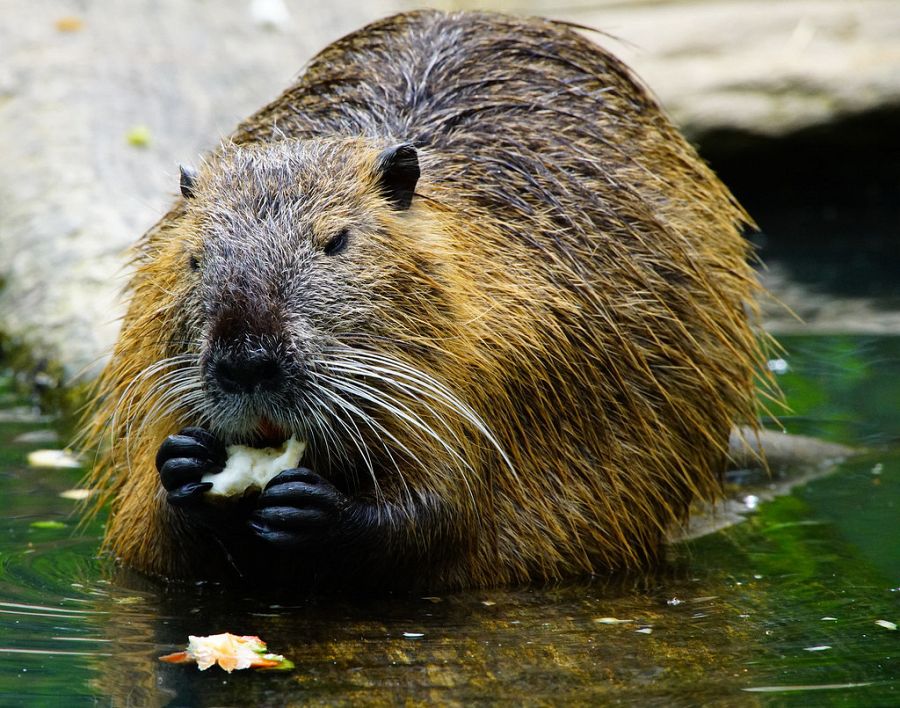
xmin=0 ymin=335 xmax=898 ymax=706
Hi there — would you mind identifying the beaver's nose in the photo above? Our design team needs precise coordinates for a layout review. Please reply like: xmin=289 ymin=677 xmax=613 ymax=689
xmin=213 ymin=350 xmax=283 ymax=394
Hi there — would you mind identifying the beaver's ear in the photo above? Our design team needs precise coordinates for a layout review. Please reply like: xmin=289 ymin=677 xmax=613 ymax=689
xmin=179 ymin=165 xmax=198 ymax=199
xmin=375 ymin=144 xmax=419 ymax=210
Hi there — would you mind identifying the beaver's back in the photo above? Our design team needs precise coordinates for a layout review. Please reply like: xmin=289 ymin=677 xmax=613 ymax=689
xmin=243 ymin=12 xmax=652 ymax=149
xmin=239 ymin=10 xmax=745 ymax=285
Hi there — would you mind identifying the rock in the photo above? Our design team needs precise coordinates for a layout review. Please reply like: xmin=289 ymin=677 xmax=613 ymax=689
xmin=0 ymin=0 xmax=395 ymax=379
xmin=570 ymin=0 xmax=900 ymax=140
xmin=2 ymin=0 xmax=898 ymax=380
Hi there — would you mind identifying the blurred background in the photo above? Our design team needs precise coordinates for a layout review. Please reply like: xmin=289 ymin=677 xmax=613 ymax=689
xmin=1 ymin=0 xmax=899 ymax=384
xmin=2 ymin=4 xmax=899 ymax=704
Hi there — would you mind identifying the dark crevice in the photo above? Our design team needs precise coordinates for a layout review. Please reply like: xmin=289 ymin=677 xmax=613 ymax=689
xmin=696 ymin=106 xmax=900 ymax=304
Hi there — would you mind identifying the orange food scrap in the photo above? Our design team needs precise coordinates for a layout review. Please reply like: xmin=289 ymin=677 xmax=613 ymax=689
xmin=159 ymin=633 xmax=292 ymax=672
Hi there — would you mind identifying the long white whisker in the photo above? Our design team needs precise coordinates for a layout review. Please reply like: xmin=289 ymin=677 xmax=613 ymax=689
xmin=317 ymin=371 xmax=476 ymax=510
xmin=111 ymin=353 xmax=196 ymax=444
xmin=322 ymin=348 xmax=517 ymax=480
xmin=131 ymin=375 xmax=202 ymax=446
xmin=297 ymin=390 xmax=337 ymax=472
xmin=312 ymin=383 xmax=405 ymax=506
xmin=113 ymin=353 xmax=201 ymax=472
xmin=322 ymin=364 xmax=472 ymax=470
xmin=321 ymin=360 xmax=469 ymax=447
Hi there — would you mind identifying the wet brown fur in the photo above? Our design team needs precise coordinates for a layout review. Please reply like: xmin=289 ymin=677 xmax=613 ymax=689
xmin=81 ymin=11 xmax=771 ymax=589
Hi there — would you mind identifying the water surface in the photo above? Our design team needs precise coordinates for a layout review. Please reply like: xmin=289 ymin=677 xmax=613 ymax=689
xmin=1 ymin=333 xmax=897 ymax=706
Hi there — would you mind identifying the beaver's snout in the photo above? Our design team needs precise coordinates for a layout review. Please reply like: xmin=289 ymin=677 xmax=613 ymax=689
xmin=201 ymin=273 xmax=299 ymax=398
xmin=203 ymin=329 xmax=306 ymax=400
xmin=208 ymin=348 xmax=284 ymax=395
xmin=200 ymin=335 xmax=308 ymax=447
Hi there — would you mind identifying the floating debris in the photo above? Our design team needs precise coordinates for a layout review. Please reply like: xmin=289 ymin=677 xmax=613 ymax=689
xmin=803 ymin=645 xmax=831 ymax=652
xmin=402 ymin=632 xmax=425 ymax=639
xmin=875 ymin=619 xmax=897 ymax=631
xmin=30 ymin=520 xmax=67 ymax=530
xmin=27 ymin=449 xmax=81 ymax=469
xmin=766 ymin=358 xmax=790 ymax=375
xmin=59 ymin=489 xmax=93 ymax=501
xmin=744 ymin=682 xmax=873 ymax=693
xmin=0 ymin=408 xmax=52 ymax=424
xmin=593 ymin=617 xmax=634 ymax=625
xmin=13 ymin=430 xmax=59 ymax=444
xmin=160 ymin=633 xmax=292 ymax=672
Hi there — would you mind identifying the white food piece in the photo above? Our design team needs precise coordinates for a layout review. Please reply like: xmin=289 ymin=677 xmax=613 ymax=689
xmin=203 ymin=436 xmax=306 ymax=497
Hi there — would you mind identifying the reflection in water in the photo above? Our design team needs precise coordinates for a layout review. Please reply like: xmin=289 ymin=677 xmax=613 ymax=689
xmin=1 ymin=338 xmax=898 ymax=704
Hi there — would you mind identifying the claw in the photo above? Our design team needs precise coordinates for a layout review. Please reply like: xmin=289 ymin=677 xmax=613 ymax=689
xmin=160 ymin=457 xmax=221 ymax=491
xmin=167 ymin=481 xmax=213 ymax=507
xmin=156 ymin=427 xmax=226 ymax=508
xmin=248 ymin=467 xmax=346 ymax=548
xmin=262 ymin=467 xmax=319 ymax=490
xmin=248 ymin=520 xmax=305 ymax=548
xmin=256 ymin=481 xmax=332 ymax=506
xmin=178 ymin=427 xmax=227 ymax=458
xmin=156 ymin=428 xmax=226 ymax=471
xmin=252 ymin=505 xmax=333 ymax=529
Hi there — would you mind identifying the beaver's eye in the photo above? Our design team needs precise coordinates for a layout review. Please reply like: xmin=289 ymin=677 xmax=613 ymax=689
xmin=323 ymin=228 xmax=349 ymax=256
xmin=189 ymin=254 xmax=201 ymax=271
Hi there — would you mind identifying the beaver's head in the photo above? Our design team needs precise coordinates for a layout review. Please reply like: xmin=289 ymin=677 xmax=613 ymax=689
xmin=164 ymin=138 xmax=493 ymax=481
xmin=178 ymin=139 xmax=423 ymax=438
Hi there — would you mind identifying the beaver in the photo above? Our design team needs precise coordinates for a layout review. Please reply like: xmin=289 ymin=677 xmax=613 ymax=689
xmin=82 ymin=10 xmax=770 ymax=590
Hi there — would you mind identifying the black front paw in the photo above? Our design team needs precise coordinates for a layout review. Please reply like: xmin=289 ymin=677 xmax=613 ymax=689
xmin=249 ymin=468 xmax=347 ymax=549
xmin=156 ymin=427 xmax=226 ymax=508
